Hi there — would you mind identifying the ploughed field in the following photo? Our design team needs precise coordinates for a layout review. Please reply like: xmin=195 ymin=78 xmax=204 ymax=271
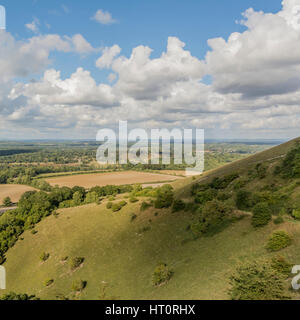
xmin=45 ymin=171 xmax=183 ymax=188
xmin=0 ymin=184 xmax=37 ymax=203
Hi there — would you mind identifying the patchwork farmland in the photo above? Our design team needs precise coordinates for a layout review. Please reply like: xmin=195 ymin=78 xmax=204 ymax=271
xmin=0 ymin=184 xmax=37 ymax=203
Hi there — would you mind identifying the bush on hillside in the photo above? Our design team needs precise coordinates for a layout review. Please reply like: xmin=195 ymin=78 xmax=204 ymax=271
xmin=129 ymin=197 xmax=139 ymax=203
xmin=44 ymin=279 xmax=54 ymax=287
xmin=277 ymin=145 xmax=300 ymax=178
xmin=236 ymin=190 xmax=252 ymax=210
xmin=266 ymin=231 xmax=292 ymax=252
xmin=191 ymin=200 xmax=233 ymax=237
xmin=209 ymin=173 xmax=239 ymax=190
xmin=130 ymin=213 xmax=137 ymax=222
xmin=2 ymin=197 xmax=12 ymax=207
xmin=111 ymin=201 xmax=127 ymax=212
xmin=72 ymin=280 xmax=86 ymax=292
xmin=229 ymin=260 xmax=290 ymax=300
xmin=292 ymin=209 xmax=300 ymax=220
xmin=194 ymin=189 xmax=217 ymax=205
xmin=106 ymin=202 xmax=113 ymax=209
xmin=251 ymin=202 xmax=272 ymax=228
xmin=273 ymin=216 xmax=284 ymax=225
xmin=70 ymin=257 xmax=85 ymax=270
xmin=140 ymin=201 xmax=152 ymax=212
xmin=72 ymin=191 xmax=83 ymax=206
xmin=152 ymin=263 xmax=173 ymax=286
xmin=271 ymin=256 xmax=292 ymax=277
xmin=172 ymin=200 xmax=186 ymax=212
xmin=40 ymin=252 xmax=50 ymax=262
xmin=255 ymin=163 xmax=267 ymax=179
xmin=0 ymin=292 xmax=39 ymax=300
xmin=154 ymin=185 xmax=174 ymax=209
xmin=84 ymin=191 xmax=98 ymax=204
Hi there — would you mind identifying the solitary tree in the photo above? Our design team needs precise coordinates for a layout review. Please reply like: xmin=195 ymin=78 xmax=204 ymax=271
xmin=3 ymin=196 xmax=12 ymax=207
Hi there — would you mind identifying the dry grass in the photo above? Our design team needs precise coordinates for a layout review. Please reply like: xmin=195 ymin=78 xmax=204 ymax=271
xmin=0 ymin=184 xmax=37 ymax=203
xmin=45 ymin=171 xmax=182 ymax=188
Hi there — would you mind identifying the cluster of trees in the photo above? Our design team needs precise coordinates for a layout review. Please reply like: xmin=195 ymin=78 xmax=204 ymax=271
xmin=275 ymin=144 xmax=300 ymax=178
xmin=189 ymin=145 xmax=300 ymax=233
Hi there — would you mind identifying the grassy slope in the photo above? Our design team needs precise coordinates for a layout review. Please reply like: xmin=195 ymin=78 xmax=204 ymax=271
xmin=3 ymin=137 xmax=300 ymax=300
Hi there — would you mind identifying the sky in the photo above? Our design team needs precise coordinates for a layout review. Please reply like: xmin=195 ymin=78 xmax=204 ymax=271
xmin=0 ymin=0 xmax=299 ymax=140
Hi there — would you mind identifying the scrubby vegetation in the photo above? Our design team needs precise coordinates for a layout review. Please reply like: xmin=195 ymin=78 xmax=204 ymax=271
xmin=190 ymin=200 xmax=234 ymax=237
xmin=229 ymin=260 xmax=290 ymax=300
xmin=72 ymin=280 xmax=86 ymax=292
xmin=40 ymin=252 xmax=50 ymax=262
xmin=251 ymin=202 xmax=272 ymax=228
xmin=271 ymin=256 xmax=292 ymax=276
xmin=2 ymin=196 xmax=12 ymax=207
xmin=152 ymin=263 xmax=173 ymax=286
xmin=44 ymin=279 xmax=54 ymax=287
xmin=0 ymin=292 xmax=39 ymax=300
xmin=69 ymin=257 xmax=85 ymax=270
xmin=266 ymin=231 xmax=292 ymax=252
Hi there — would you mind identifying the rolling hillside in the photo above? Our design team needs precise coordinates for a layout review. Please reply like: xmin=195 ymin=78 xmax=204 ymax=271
xmin=2 ymin=137 xmax=300 ymax=300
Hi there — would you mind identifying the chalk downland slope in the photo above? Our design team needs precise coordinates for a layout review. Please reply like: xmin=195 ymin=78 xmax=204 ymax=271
xmin=3 ymin=137 xmax=300 ymax=300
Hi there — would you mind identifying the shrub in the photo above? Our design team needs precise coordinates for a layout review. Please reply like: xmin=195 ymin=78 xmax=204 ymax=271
xmin=191 ymin=200 xmax=233 ymax=237
xmin=140 ymin=201 xmax=152 ymax=212
xmin=229 ymin=260 xmax=290 ymax=300
xmin=129 ymin=197 xmax=139 ymax=203
xmin=72 ymin=280 xmax=86 ymax=292
xmin=40 ymin=252 xmax=50 ymax=262
xmin=292 ymin=209 xmax=300 ymax=220
xmin=271 ymin=256 xmax=292 ymax=276
xmin=236 ymin=190 xmax=252 ymax=210
xmin=154 ymin=185 xmax=174 ymax=209
xmin=84 ymin=191 xmax=98 ymax=204
xmin=138 ymin=226 xmax=151 ymax=234
xmin=184 ymin=202 xmax=199 ymax=213
xmin=217 ymin=192 xmax=231 ymax=201
xmin=106 ymin=202 xmax=113 ymax=209
xmin=119 ymin=200 xmax=127 ymax=207
xmin=3 ymin=197 xmax=12 ymax=207
xmin=70 ymin=257 xmax=85 ymax=270
xmin=251 ymin=202 xmax=272 ymax=228
xmin=130 ymin=214 xmax=137 ymax=222
xmin=111 ymin=203 xmax=121 ymax=212
xmin=44 ymin=279 xmax=54 ymax=287
xmin=274 ymin=216 xmax=284 ymax=225
xmin=209 ymin=173 xmax=239 ymax=190
xmin=172 ymin=200 xmax=186 ymax=212
xmin=266 ymin=231 xmax=292 ymax=252
xmin=194 ymin=189 xmax=216 ymax=205
xmin=152 ymin=263 xmax=173 ymax=286
xmin=0 ymin=292 xmax=39 ymax=300
xmin=72 ymin=191 xmax=83 ymax=206
xmin=255 ymin=163 xmax=267 ymax=179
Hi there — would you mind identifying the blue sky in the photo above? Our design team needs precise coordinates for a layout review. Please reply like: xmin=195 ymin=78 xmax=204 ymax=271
xmin=2 ymin=0 xmax=282 ymax=82
xmin=1 ymin=0 xmax=300 ymax=140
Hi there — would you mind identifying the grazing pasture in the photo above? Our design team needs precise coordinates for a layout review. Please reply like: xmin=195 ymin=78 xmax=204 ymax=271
xmin=45 ymin=171 xmax=182 ymax=188
xmin=0 ymin=184 xmax=36 ymax=203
